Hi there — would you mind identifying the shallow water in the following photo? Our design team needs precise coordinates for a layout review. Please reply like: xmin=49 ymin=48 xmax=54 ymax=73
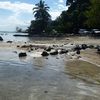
xmin=0 ymin=32 xmax=60 ymax=43
xmin=0 ymin=32 xmax=29 ymax=42
xmin=0 ymin=49 xmax=100 ymax=100
xmin=0 ymin=32 xmax=100 ymax=100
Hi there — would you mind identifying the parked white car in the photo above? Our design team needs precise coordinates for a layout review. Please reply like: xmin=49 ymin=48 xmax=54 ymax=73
xmin=92 ymin=29 xmax=100 ymax=34
xmin=78 ymin=29 xmax=90 ymax=34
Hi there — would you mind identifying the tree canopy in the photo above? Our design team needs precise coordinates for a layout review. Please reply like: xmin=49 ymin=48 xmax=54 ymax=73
xmin=86 ymin=0 xmax=100 ymax=28
xmin=28 ymin=0 xmax=51 ymax=35
xmin=28 ymin=0 xmax=100 ymax=36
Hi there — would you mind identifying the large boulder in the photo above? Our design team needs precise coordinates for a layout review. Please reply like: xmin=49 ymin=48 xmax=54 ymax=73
xmin=50 ymin=50 xmax=58 ymax=55
xmin=41 ymin=51 xmax=49 ymax=56
xmin=0 ymin=36 xmax=3 ymax=41
xmin=19 ymin=52 xmax=27 ymax=57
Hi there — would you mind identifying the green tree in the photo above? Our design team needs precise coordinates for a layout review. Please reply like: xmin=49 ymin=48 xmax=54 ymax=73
xmin=86 ymin=0 xmax=100 ymax=28
xmin=53 ymin=0 xmax=90 ymax=34
xmin=29 ymin=0 xmax=51 ymax=35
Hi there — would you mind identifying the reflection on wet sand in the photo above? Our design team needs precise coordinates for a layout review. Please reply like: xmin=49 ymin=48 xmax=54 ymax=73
xmin=65 ymin=60 xmax=100 ymax=85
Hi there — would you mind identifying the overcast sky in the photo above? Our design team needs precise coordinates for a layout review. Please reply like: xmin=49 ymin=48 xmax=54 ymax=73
xmin=0 ymin=0 xmax=67 ymax=31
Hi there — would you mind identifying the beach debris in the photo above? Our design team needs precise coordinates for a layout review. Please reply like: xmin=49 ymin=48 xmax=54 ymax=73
xmin=0 ymin=36 xmax=3 ymax=41
xmin=19 ymin=52 xmax=27 ymax=57
xmin=41 ymin=51 xmax=49 ymax=56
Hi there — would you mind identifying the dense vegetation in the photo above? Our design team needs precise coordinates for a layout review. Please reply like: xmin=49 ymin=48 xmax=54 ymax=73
xmin=86 ymin=0 xmax=100 ymax=28
xmin=28 ymin=0 xmax=51 ymax=35
xmin=27 ymin=0 xmax=100 ymax=36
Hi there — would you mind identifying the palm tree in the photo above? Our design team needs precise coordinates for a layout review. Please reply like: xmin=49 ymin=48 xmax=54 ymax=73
xmin=32 ymin=0 xmax=51 ymax=34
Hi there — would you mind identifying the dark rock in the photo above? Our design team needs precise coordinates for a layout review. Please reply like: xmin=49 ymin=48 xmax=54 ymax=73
xmin=44 ymin=91 xmax=48 ymax=93
xmin=74 ymin=45 xmax=81 ymax=51
xmin=56 ymin=57 xmax=59 ymax=59
xmin=50 ymin=50 xmax=58 ymax=55
xmin=31 ymin=48 xmax=34 ymax=51
xmin=13 ymin=51 xmax=17 ymax=54
xmin=45 ymin=46 xmax=52 ymax=52
xmin=81 ymin=44 xmax=88 ymax=50
xmin=0 ymin=36 xmax=3 ymax=41
xmin=17 ymin=45 xmax=20 ymax=47
xmin=21 ymin=45 xmax=27 ymax=48
xmin=95 ymin=45 xmax=100 ymax=49
xmin=76 ymin=50 xmax=80 ymax=54
xmin=88 ymin=45 xmax=94 ymax=49
xmin=59 ymin=49 xmax=68 ymax=54
xmin=41 ymin=51 xmax=49 ymax=56
xmin=97 ymin=48 xmax=100 ymax=54
xmin=19 ymin=52 xmax=27 ymax=57
xmin=7 ymin=41 xmax=13 ymax=43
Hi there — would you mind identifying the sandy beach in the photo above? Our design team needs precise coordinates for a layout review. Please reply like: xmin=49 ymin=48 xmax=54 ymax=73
xmin=0 ymin=36 xmax=100 ymax=100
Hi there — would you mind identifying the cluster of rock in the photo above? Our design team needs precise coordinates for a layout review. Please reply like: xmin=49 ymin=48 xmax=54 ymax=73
xmin=41 ymin=44 xmax=100 ymax=57
xmin=41 ymin=45 xmax=71 ymax=57
xmin=15 ymin=43 xmax=100 ymax=58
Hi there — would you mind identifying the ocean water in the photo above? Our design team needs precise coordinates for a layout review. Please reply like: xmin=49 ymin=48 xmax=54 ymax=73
xmin=0 ymin=31 xmax=29 ymax=42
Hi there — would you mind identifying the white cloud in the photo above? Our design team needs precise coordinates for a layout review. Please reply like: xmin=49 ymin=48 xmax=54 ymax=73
xmin=58 ymin=0 xmax=64 ymax=3
xmin=50 ymin=11 xmax=61 ymax=20
xmin=0 ymin=1 xmax=34 ymax=13
xmin=0 ymin=1 xmax=67 ymax=31
xmin=50 ymin=3 xmax=68 ymax=20
xmin=0 ymin=1 xmax=34 ymax=31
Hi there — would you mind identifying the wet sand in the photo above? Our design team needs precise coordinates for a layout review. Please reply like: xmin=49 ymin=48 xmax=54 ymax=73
xmin=65 ymin=60 xmax=100 ymax=84
xmin=0 ymin=36 xmax=100 ymax=100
